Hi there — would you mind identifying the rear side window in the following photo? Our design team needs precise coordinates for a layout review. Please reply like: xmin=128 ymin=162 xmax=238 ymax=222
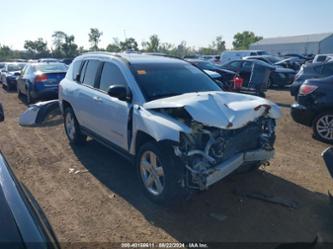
xmin=228 ymin=61 xmax=241 ymax=70
xmin=82 ymin=60 xmax=100 ymax=87
xmin=243 ymin=61 xmax=254 ymax=71
xmin=72 ymin=60 xmax=82 ymax=80
xmin=316 ymin=56 xmax=326 ymax=62
xmin=80 ymin=61 xmax=88 ymax=83
xmin=99 ymin=63 xmax=126 ymax=92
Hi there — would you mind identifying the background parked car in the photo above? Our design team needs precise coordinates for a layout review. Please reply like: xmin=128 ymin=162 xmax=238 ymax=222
xmin=186 ymin=58 xmax=238 ymax=86
xmin=0 ymin=62 xmax=5 ymax=72
xmin=220 ymin=50 xmax=269 ymax=64
xmin=283 ymin=53 xmax=313 ymax=64
xmin=17 ymin=62 xmax=68 ymax=104
xmin=244 ymin=55 xmax=301 ymax=71
xmin=291 ymin=75 xmax=333 ymax=144
xmin=290 ymin=60 xmax=333 ymax=97
xmin=0 ymin=62 xmax=26 ymax=91
xmin=38 ymin=58 xmax=59 ymax=63
xmin=221 ymin=59 xmax=295 ymax=88
xmin=312 ymin=54 xmax=333 ymax=63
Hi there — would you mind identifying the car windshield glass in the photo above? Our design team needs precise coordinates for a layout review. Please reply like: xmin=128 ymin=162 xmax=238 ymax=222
xmin=267 ymin=56 xmax=282 ymax=63
xmin=131 ymin=63 xmax=221 ymax=101
xmin=7 ymin=64 xmax=25 ymax=72
xmin=34 ymin=63 xmax=67 ymax=72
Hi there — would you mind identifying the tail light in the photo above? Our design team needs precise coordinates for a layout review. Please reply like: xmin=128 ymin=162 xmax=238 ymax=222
xmin=35 ymin=74 xmax=48 ymax=83
xmin=233 ymin=76 xmax=244 ymax=89
xmin=299 ymin=85 xmax=318 ymax=96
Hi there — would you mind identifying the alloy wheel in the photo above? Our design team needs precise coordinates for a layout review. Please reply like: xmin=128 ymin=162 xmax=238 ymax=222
xmin=139 ymin=151 xmax=165 ymax=196
xmin=316 ymin=114 xmax=333 ymax=141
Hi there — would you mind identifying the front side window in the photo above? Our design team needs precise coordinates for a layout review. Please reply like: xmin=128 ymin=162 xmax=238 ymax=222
xmin=99 ymin=62 xmax=126 ymax=92
xmin=131 ymin=62 xmax=221 ymax=101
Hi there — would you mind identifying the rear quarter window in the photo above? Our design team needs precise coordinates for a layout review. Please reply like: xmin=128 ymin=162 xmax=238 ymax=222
xmin=82 ymin=60 xmax=100 ymax=87
xmin=72 ymin=60 xmax=82 ymax=80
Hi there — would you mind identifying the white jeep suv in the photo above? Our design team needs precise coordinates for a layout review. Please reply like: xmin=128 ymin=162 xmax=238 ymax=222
xmin=59 ymin=52 xmax=281 ymax=204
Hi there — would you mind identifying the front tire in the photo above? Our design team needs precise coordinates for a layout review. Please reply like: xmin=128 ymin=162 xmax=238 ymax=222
xmin=136 ymin=141 xmax=188 ymax=205
xmin=313 ymin=112 xmax=333 ymax=144
xmin=64 ymin=107 xmax=86 ymax=145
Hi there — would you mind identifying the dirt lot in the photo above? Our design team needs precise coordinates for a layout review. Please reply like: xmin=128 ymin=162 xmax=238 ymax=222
xmin=0 ymin=87 xmax=333 ymax=246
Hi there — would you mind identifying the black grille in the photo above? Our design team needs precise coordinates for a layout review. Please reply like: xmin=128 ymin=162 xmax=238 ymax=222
xmin=220 ymin=122 xmax=261 ymax=162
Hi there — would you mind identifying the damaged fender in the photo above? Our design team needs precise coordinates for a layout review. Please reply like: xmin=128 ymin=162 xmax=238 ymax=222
xmin=129 ymin=105 xmax=191 ymax=154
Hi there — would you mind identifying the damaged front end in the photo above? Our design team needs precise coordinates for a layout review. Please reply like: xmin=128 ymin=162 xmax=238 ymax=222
xmin=162 ymin=108 xmax=277 ymax=190
xmin=144 ymin=91 xmax=281 ymax=191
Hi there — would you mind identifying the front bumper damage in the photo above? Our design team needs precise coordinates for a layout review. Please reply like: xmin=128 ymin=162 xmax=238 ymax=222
xmin=205 ymin=149 xmax=274 ymax=188
xmin=173 ymin=117 xmax=276 ymax=191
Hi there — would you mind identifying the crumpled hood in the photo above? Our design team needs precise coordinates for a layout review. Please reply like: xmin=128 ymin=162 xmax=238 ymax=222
xmin=143 ymin=91 xmax=282 ymax=129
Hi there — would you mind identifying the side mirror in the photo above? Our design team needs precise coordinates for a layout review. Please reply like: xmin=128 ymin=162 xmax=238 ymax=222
xmin=107 ymin=85 xmax=132 ymax=102
xmin=0 ymin=104 xmax=4 ymax=122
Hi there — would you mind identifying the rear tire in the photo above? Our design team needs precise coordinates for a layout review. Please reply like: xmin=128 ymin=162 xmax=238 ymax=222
xmin=313 ymin=112 xmax=333 ymax=144
xmin=64 ymin=107 xmax=87 ymax=145
xmin=136 ymin=141 xmax=188 ymax=205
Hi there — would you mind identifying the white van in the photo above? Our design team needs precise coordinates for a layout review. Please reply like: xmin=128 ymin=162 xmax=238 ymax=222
xmin=220 ymin=50 xmax=269 ymax=65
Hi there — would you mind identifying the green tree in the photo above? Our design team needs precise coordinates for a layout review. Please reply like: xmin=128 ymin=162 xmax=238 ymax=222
xmin=120 ymin=37 xmax=138 ymax=51
xmin=106 ymin=38 xmax=121 ymax=52
xmin=88 ymin=28 xmax=103 ymax=51
xmin=52 ymin=31 xmax=78 ymax=57
xmin=142 ymin=34 xmax=160 ymax=52
xmin=24 ymin=38 xmax=49 ymax=58
xmin=214 ymin=36 xmax=226 ymax=53
xmin=232 ymin=31 xmax=262 ymax=50
xmin=0 ymin=45 xmax=13 ymax=60
xmin=62 ymin=35 xmax=78 ymax=57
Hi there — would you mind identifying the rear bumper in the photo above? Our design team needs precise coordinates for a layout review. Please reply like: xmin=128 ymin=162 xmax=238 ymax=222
xmin=31 ymin=87 xmax=58 ymax=99
xmin=290 ymin=103 xmax=315 ymax=127
xmin=206 ymin=149 xmax=274 ymax=188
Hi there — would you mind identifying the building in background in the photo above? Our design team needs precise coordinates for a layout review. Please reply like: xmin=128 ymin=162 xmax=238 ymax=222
xmin=250 ymin=33 xmax=333 ymax=55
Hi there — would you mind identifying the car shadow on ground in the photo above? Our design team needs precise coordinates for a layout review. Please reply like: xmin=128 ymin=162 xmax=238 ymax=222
xmin=71 ymin=139 xmax=333 ymax=243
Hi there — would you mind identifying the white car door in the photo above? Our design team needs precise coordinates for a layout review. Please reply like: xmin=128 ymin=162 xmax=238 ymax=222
xmin=92 ymin=61 xmax=130 ymax=150
xmin=73 ymin=60 xmax=102 ymax=129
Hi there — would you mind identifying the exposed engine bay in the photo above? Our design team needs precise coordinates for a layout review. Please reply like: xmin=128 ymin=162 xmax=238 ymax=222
xmin=158 ymin=107 xmax=277 ymax=190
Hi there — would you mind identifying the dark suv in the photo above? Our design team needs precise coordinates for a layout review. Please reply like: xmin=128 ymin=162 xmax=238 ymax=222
xmin=290 ymin=60 xmax=333 ymax=97
xmin=291 ymin=75 xmax=333 ymax=143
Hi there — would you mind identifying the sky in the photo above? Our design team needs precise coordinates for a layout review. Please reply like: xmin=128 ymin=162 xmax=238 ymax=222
xmin=0 ymin=0 xmax=333 ymax=50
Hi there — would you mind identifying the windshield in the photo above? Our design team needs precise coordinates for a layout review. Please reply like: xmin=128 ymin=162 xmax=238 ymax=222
xmin=267 ymin=56 xmax=283 ymax=63
xmin=34 ymin=63 xmax=68 ymax=73
xmin=131 ymin=62 xmax=221 ymax=101
xmin=7 ymin=64 xmax=25 ymax=72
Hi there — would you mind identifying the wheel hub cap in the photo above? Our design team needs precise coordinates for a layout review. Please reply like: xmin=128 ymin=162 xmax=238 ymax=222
xmin=65 ymin=113 xmax=75 ymax=140
xmin=140 ymin=151 xmax=165 ymax=196
xmin=317 ymin=115 xmax=333 ymax=141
